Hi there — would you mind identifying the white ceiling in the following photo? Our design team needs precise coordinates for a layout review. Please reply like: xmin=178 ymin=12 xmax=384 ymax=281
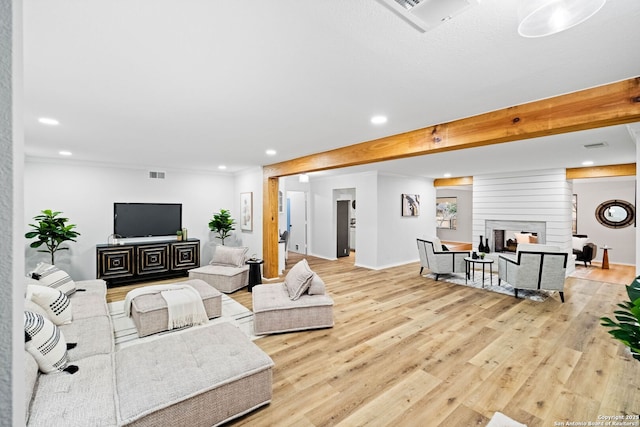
xmin=23 ymin=0 xmax=640 ymax=179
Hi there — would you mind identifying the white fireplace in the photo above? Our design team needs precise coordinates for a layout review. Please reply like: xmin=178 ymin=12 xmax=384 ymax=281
xmin=484 ymin=220 xmax=546 ymax=252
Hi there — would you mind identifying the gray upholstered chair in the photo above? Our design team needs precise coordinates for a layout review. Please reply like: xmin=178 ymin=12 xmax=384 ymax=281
xmin=497 ymin=243 xmax=568 ymax=302
xmin=416 ymin=237 xmax=470 ymax=281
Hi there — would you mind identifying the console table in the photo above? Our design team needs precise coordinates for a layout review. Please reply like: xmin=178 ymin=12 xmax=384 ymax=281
xmin=96 ymin=239 xmax=200 ymax=287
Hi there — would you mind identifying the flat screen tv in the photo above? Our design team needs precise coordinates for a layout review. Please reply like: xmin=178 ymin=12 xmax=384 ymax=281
xmin=114 ymin=203 xmax=182 ymax=238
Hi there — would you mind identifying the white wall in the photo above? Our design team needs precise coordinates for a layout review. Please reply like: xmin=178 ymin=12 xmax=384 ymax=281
xmin=436 ymin=187 xmax=473 ymax=243
xmin=24 ymin=159 xmax=243 ymax=280
xmin=473 ymin=169 xmax=574 ymax=272
xmin=2 ymin=0 xmax=25 ymax=420
xmin=307 ymin=171 xmax=435 ymax=269
xmin=377 ymin=173 xmax=435 ymax=268
xmin=233 ymin=167 xmax=263 ymax=260
xmin=573 ymin=177 xmax=636 ymax=265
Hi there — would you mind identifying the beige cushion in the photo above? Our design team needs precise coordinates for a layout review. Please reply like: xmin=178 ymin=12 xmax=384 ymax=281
xmin=27 ymin=284 xmax=72 ymax=325
xmin=210 ymin=245 xmax=248 ymax=268
xmin=514 ymin=232 xmax=532 ymax=244
xmin=529 ymin=235 xmax=538 ymax=243
xmin=284 ymin=259 xmax=314 ymax=300
xmin=307 ymin=273 xmax=326 ymax=295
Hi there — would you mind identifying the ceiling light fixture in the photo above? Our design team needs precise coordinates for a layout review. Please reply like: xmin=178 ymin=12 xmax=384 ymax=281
xmin=443 ymin=173 xmax=452 ymax=178
xmin=38 ymin=117 xmax=60 ymax=126
xmin=266 ymin=149 xmax=277 ymax=156
xmin=518 ymin=0 xmax=607 ymax=38
xmin=371 ymin=115 xmax=388 ymax=125
xmin=582 ymin=160 xmax=594 ymax=166
xmin=299 ymin=174 xmax=309 ymax=183
xmin=58 ymin=150 xmax=72 ymax=156
xmin=218 ymin=165 xmax=227 ymax=170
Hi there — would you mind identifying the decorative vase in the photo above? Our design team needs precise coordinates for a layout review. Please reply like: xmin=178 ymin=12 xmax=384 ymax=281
xmin=485 ymin=238 xmax=490 ymax=253
xmin=478 ymin=235 xmax=485 ymax=252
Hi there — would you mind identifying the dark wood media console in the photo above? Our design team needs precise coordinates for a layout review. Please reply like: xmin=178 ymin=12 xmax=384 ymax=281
xmin=96 ymin=239 xmax=200 ymax=287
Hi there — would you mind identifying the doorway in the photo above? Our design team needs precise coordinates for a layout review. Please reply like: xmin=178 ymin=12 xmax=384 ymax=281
xmin=337 ymin=200 xmax=350 ymax=257
xmin=287 ymin=191 xmax=307 ymax=254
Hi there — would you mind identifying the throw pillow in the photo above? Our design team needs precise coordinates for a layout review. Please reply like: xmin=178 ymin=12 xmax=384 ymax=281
xmin=209 ymin=245 xmax=248 ymax=268
xmin=307 ymin=273 xmax=326 ymax=295
xmin=572 ymin=236 xmax=589 ymax=251
xmin=31 ymin=262 xmax=76 ymax=296
xmin=528 ymin=235 xmax=538 ymax=243
xmin=514 ymin=233 xmax=532 ymax=244
xmin=27 ymin=285 xmax=72 ymax=325
xmin=24 ymin=311 xmax=78 ymax=374
xmin=284 ymin=259 xmax=314 ymax=300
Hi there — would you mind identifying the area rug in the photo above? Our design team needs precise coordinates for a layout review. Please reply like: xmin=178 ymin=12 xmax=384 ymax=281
xmin=423 ymin=272 xmax=550 ymax=302
xmin=108 ymin=294 xmax=258 ymax=349
xmin=486 ymin=411 xmax=527 ymax=427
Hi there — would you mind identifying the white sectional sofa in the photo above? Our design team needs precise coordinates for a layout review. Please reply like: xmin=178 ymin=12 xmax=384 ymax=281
xmin=24 ymin=278 xmax=274 ymax=426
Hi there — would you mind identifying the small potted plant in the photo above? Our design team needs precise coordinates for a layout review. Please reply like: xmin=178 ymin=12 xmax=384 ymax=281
xmin=601 ymin=276 xmax=640 ymax=361
xmin=176 ymin=230 xmax=183 ymax=241
xmin=25 ymin=209 xmax=81 ymax=264
xmin=208 ymin=209 xmax=236 ymax=245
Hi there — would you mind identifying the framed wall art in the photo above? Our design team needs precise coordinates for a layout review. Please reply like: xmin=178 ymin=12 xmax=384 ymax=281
xmin=401 ymin=194 xmax=420 ymax=217
xmin=436 ymin=197 xmax=457 ymax=229
xmin=240 ymin=192 xmax=253 ymax=231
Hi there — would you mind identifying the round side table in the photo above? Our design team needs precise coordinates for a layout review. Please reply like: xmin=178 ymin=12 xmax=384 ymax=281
xmin=246 ymin=258 xmax=264 ymax=292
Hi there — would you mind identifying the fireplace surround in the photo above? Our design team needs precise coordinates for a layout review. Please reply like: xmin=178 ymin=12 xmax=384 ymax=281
xmin=484 ymin=220 xmax=546 ymax=252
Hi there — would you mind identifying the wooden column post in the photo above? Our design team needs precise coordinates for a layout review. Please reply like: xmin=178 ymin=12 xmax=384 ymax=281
xmin=262 ymin=174 xmax=280 ymax=279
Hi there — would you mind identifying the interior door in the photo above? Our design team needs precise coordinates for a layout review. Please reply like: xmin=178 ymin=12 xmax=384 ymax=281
xmin=287 ymin=191 xmax=307 ymax=254
xmin=337 ymin=200 xmax=350 ymax=257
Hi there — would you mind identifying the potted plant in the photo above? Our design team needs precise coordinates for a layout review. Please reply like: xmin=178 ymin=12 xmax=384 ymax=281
xmin=600 ymin=276 xmax=640 ymax=361
xmin=176 ymin=230 xmax=183 ymax=241
xmin=25 ymin=209 xmax=81 ymax=265
xmin=208 ymin=209 xmax=236 ymax=245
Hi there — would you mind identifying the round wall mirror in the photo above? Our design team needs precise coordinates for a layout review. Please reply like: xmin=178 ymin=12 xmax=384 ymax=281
xmin=595 ymin=199 xmax=635 ymax=229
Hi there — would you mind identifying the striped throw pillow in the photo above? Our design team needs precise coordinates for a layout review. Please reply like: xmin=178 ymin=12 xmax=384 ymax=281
xmin=32 ymin=263 xmax=76 ymax=296
xmin=27 ymin=285 xmax=72 ymax=325
xmin=24 ymin=311 xmax=77 ymax=374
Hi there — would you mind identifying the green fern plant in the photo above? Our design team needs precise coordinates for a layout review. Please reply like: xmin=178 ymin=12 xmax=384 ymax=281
xmin=208 ymin=209 xmax=235 ymax=245
xmin=600 ymin=276 xmax=640 ymax=361
xmin=25 ymin=209 xmax=81 ymax=264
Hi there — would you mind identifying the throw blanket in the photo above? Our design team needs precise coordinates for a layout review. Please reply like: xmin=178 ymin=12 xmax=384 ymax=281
xmin=123 ymin=284 xmax=208 ymax=330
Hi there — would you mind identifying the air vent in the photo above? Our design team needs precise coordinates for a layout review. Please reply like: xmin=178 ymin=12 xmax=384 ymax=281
xmin=377 ymin=0 xmax=479 ymax=32
xmin=149 ymin=171 xmax=166 ymax=179
xmin=583 ymin=142 xmax=608 ymax=149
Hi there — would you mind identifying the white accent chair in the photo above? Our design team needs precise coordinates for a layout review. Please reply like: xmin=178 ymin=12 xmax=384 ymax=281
xmin=417 ymin=237 xmax=470 ymax=281
xmin=497 ymin=243 xmax=568 ymax=302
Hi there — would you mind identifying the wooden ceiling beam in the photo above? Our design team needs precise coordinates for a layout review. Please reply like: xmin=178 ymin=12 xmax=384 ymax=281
xmin=433 ymin=176 xmax=473 ymax=187
xmin=264 ymin=77 xmax=640 ymax=178
xmin=262 ymin=77 xmax=640 ymax=278
xmin=566 ymin=163 xmax=636 ymax=179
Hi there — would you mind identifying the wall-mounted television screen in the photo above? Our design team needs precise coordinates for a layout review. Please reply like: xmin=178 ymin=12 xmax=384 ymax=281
xmin=114 ymin=203 xmax=182 ymax=238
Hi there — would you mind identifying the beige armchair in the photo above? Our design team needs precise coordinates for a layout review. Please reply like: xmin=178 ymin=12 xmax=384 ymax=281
xmin=417 ymin=237 xmax=470 ymax=281
xmin=497 ymin=243 xmax=568 ymax=302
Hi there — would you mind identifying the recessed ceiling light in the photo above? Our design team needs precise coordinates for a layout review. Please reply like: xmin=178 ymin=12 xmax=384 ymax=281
xmin=58 ymin=150 xmax=72 ymax=156
xmin=38 ymin=117 xmax=59 ymax=126
xmin=582 ymin=160 xmax=594 ymax=166
xmin=266 ymin=149 xmax=277 ymax=156
xmin=218 ymin=165 xmax=227 ymax=170
xmin=299 ymin=174 xmax=309 ymax=183
xmin=370 ymin=115 xmax=387 ymax=125
xmin=443 ymin=173 xmax=452 ymax=178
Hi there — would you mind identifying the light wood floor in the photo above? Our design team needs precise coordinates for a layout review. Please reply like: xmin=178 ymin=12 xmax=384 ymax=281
xmin=106 ymin=254 xmax=639 ymax=426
